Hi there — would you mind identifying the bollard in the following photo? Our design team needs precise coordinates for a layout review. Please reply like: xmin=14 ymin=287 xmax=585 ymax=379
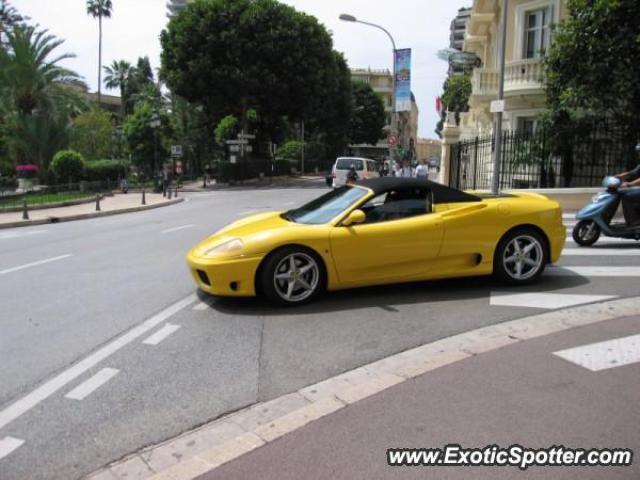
xmin=22 ymin=199 xmax=29 ymax=220
xmin=167 ymin=187 xmax=172 ymax=200
xmin=95 ymin=193 xmax=101 ymax=211
xmin=174 ymin=186 xmax=178 ymax=198
xmin=162 ymin=185 xmax=166 ymax=198
xmin=142 ymin=189 xmax=146 ymax=205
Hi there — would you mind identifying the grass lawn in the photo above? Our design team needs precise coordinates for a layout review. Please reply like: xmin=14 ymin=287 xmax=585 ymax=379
xmin=0 ymin=191 xmax=95 ymax=210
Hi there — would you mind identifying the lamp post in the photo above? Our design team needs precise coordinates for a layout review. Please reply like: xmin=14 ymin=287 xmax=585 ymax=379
xmin=491 ymin=0 xmax=509 ymax=195
xmin=340 ymin=13 xmax=398 ymax=176
xmin=149 ymin=111 xmax=161 ymax=179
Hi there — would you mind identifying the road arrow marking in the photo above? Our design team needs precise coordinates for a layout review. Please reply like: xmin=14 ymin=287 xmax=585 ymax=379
xmin=554 ymin=334 xmax=640 ymax=371
xmin=490 ymin=292 xmax=616 ymax=309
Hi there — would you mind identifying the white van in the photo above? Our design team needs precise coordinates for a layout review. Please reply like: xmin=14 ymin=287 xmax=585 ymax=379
xmin=331 ymin=157 xmax=379 ymax=188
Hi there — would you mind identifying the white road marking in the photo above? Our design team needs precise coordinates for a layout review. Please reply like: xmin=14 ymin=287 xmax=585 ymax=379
xmin=142 ymin=323 xmax=181 ymax=345
xmin=193 ymin=301 xmax=209 ymax=311
xmin=554 ymin=334 xmax=640 ymax=371
xmin=547 ymin=266 xmax=640 ymax=277
xmin=490 ymin=292 xmax=616 ymax=309
xmin=566 ymin=236 xmax=639 ymax=244
xmin=562 ymin=213 xmax=575 ymax=219
xmin=0 ymin=254 xmax=72 ymax=276
xmin=0 ymin=230 xmax=47 ymax=240
xmin=563 ymin=248 xmax=640 ymax=256
xmin=0 ymin=293 xmax=197 ymax=431
xmin=162 ymin=224 xmax=195 ymax=234
xmin=65 ymin=368 xmax=120 ymax=401
xmin=0 ymin=437 xmax=25 ymax=461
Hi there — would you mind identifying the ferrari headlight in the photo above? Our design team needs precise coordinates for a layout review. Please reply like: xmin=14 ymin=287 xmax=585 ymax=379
xmin=202 ymin=238 xmax=243 ymax=258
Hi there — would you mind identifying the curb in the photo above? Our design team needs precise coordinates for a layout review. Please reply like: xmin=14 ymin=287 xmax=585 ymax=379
xmin=0 ymin=198 xmax=184 ymax=230
xmin=0 ymin=194 xmax=101 ymax=213
xmin=85 ymin=295 xmax=640 ymax=480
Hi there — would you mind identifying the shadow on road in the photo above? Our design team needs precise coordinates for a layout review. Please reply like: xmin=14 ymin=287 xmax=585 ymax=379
xmin=197 ymin=274 xmax=591 ymax=317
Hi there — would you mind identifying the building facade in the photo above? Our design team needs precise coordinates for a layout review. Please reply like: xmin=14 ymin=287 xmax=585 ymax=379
xmin=349 ymin=68 xmax=418 ymax=162
xmin=459 ymin=0 xmax=568 ymax=139
xmin=167 ymin=0 xmax=189 ymax=18
xmin=449 ymin=7 xmax=473 ymax=76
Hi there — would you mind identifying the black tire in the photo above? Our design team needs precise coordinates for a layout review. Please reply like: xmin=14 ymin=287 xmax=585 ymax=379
xmin=493 ymin=228 xmax=548 ymax=285
xmin=260 ymin=246 xmax=326 ymax=306
xmin=572 ymin=220 xmax=600 ymax=246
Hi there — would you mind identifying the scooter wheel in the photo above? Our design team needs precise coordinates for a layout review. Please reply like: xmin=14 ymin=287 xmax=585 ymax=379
xmin=572 ymin=220 xmax=601 ymax=246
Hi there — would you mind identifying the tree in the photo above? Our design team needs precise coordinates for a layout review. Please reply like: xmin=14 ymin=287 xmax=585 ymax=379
xmin=103 ymin=59 xmax=132 ymax=120
xmin=0 ymin=26 xmax=86 ymax=169
xmin=545 ymin=0 xmax=640 ymax=165
xmin=50 ymin=149 xmax=85 ymax=182
xmin=0 ymin=3 xmax=29 ymax=49
xmin=70 ymin=108 xmax=113 ymax=160
xmin=349 ymin=81 xmax=385 ymax=146
xmin=86 ymin=0 xmax=112 ymax=105
xmin=160 ymin=0 xmax=350 ymax=141
xmin=123 ymin=101 xmax=171 ymax=175
xmin=435 ymin=73 xmax=471 ymax=137
xmin=214 ymin=115 xmax=239 ymax=146
xmin=124 ymin=56 xmax=156 ymax=114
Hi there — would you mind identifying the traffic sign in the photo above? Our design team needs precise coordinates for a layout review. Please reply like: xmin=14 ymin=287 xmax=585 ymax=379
xmin=226 ymin=139 xmax=249 ymax=145
xmin=237 ymin=133 xmax=256 ymax=140
xmin=387 ymin=135 xmax=398 ymax=145
xmin=171 ymin=145 xmax=183 ymax=157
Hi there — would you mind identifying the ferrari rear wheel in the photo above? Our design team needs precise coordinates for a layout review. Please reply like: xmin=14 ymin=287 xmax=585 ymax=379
xmin=494 ymin=229 xmax=547 ymax=285
xmin=261 ymin=247 xmax=325 ymax=305
xmin=572 ymin=220 xmax=600 ymax=246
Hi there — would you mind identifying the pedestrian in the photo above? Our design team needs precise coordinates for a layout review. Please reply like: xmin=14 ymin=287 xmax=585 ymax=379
xmin=415 ymin=160 xmax=428 ymax=178
xmin=121 ymin=177 xmax=129 ymax=193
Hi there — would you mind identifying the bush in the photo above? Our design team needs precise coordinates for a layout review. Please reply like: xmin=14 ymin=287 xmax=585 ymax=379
xmin=85 ymin=159 xmax=128 ymax=182
xmin=50 ymin=150 xmax=85 ymax=183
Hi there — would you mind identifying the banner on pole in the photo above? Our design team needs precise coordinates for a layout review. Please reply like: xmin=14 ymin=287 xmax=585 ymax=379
xmin=394 ymin=48 xmax=412 ymax=112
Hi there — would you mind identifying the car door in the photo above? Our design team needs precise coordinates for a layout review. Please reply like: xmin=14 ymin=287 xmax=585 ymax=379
xmin=329 ymin=190 xmax=444 ymax=285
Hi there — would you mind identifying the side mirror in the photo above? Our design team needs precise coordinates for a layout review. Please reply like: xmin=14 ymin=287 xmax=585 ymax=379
xmin=342 ymin=209 xmax=366 ymax=226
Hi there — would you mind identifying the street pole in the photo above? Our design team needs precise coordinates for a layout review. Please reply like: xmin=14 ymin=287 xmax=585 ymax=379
xmin=491 ymin=0 xmax=509 ymax=195
xmin=339 ymin=14 xmax=397 ymax=176
xmin=301 ymin=120 xmax=305 ymax=176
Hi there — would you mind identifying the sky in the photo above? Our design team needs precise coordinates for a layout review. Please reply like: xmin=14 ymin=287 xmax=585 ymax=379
xmin=14 ymin=0 xmax=472 ymax=139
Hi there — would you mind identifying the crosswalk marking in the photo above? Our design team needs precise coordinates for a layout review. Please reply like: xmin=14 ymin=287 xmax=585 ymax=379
xmin=562 ymin=248 xmax=640 ymax=256
xmin=490 ymin=292 xmax=616 ymax=309
xmin=547 ymin=266 xmax=640 ymax=277
xmin=554 ymin=334 xmax=640 ymax=371
xmin=193 ymin=301 xmax=209 ymax=311
xmin=565 ymin=236 xmax=639 ymax=244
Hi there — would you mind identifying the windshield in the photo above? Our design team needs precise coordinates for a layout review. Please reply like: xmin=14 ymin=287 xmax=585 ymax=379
xmin=336 ymin=158 xmax=364 ymax=170
xmin=284 ymin=186 xmax=368 ymax=224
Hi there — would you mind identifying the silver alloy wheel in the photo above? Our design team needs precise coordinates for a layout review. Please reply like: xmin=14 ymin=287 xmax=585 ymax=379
xmin=273 ymin=252 xmax=320 ymax=303
xmin=502 ymin=234 xmax=544 ymax=281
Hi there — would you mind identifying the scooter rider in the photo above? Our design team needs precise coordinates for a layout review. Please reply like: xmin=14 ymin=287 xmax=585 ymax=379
xmin=614 ymin=144 xmax=640 ymax=225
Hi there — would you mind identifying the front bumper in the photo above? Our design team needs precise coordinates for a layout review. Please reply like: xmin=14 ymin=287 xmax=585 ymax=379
xmin=186 ymin=253 xmax=263 ymax=297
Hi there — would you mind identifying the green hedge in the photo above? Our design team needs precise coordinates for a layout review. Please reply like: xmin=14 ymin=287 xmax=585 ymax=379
xmin=85 ymin=159 xmax=128 ymax=181
xmin=50 ymin=150 xmax=85 ymax=183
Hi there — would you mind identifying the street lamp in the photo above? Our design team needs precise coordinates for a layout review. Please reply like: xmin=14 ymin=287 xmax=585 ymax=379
xmin=340 ymin=13 xmax=398 ymax=176
xmin=149 ymin=111 xmax=161 ymax=191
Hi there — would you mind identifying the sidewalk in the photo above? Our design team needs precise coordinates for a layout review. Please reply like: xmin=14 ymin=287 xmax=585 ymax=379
xmin=86 ymin=296 xmax=640 ymax=480
xmin=181 ymin=175 xmax=325 ymax=192
xmin=0 ymin=192 xmax=183 ymax=229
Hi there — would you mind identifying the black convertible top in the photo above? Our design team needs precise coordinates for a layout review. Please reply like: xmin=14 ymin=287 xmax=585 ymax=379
xmin=356 ymin=177 xmax=480 ymax=203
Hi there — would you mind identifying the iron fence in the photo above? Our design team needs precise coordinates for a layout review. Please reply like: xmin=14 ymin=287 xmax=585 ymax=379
xmin=449 ymin=123 xmax=639 ymax=190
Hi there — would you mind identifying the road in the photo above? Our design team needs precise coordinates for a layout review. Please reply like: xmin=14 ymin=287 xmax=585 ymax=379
xmin=1 ymin=178 xmax=639 ymax=479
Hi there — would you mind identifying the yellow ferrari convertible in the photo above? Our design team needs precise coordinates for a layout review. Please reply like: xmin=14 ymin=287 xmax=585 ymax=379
xmin=187 ymin=178 xmax=565 ymax=305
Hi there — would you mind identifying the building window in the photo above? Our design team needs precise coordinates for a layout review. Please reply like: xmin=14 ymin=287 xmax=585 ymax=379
xmin=517 ymin=117 xmax=538 ymax=136
xmin=523 ymin=7 xmax=551 ymax=58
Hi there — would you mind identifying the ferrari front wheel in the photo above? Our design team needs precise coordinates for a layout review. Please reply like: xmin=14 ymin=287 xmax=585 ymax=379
xmin=494 ymin=229 xmax=547 ymax=285
xmin=261 ymin=247 xmax=325 ymax=305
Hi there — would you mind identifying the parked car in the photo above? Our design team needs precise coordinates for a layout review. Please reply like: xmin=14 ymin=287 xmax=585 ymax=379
xmin=331 ymin=157 xmax=379 ymax=188
xmin=186 ymin=178 xmax=566 ymax=306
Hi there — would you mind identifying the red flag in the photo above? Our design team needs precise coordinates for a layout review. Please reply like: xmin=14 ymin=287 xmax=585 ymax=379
xmin=436 ymin=96 xmax=442 ymax=114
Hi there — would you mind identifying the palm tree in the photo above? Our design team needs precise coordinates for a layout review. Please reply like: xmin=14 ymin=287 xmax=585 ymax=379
xmin=86 ymin=0 xmax=112 ymax=105
xmin=0 ymin=26 xmax=85 ymax=166
xmin=103 ymin=59 xmax=131 ymax=120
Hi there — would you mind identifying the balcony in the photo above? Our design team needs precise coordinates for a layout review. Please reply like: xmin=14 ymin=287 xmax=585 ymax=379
xmin=471 ymin=58 xmax=545 ymax=98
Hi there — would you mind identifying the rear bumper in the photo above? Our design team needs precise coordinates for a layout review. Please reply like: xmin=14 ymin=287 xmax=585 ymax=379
xmin=186 ymin=254 xmax=263 ymax=297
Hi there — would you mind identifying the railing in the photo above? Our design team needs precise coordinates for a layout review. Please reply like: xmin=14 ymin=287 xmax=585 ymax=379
xmin=470 ymin=58 xmax=545 ymax=97
xmin=449 ymin=123 xmax=638 ymax=191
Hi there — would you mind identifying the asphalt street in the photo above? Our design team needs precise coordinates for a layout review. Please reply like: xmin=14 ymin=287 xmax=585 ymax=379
xmin=1 ymin=178 xmax=639 ymax=479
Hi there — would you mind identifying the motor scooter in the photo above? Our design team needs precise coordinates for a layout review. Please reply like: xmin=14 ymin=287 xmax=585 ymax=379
xmin=572 ymin=176 xmax=640 ymax=246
